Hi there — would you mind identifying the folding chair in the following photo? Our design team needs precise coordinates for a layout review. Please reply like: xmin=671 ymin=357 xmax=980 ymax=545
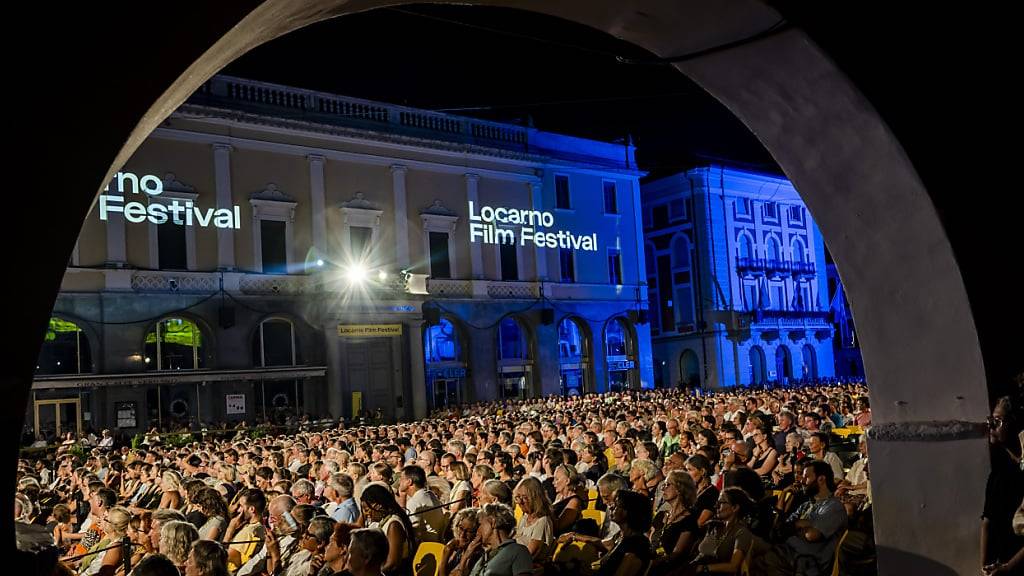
xmin=413 ymin=541 xmax=447 ymax=576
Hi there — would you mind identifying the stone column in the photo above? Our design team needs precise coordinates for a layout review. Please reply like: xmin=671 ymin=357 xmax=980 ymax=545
xmin=308 ymin=155 xmax=327 ymax=259
xmin=465 ymin=174 xmax=484 ymax=279
xmin=213 ymin=143 xmax=235 ymax=270
xmin=529 ymin=181 xmax=548 ymax=280
xmin=391 ymin=165 xmax=410 ymax=270
xmin=407 ymin=320 xmax=427 ymax=420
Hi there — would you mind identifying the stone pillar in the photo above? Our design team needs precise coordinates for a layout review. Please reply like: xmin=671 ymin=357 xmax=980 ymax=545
xmin=391 ymin=165 xmax=410 ymax=270
xmin=465 ymin=174 xmax=484 ymax=279
xmin=534 ymin=316 xmax=560 ymax=396
xmin=308 ymin=155 xmax=327 ymax=258
xmin=324 ymin=324 xmax=343 ymax=421
xmin=529 ymin=181 xmax=548 ymax=280
xmin=213 ymin=143 xmax=235 ymax=270
xmin=407 ymin=320 xmax=427 ymax=420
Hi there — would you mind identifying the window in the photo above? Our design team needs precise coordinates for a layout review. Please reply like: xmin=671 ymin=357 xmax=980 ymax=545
xmin=738 ymin=234 xmax=754 ymax=260
xmin=500 ymin=241 xmax=518 ymax=281
xmin=260 ymin=220 xmax=288 ymax=274
xmin=772 ymin=284 xmax=786 ymax=311
xmin=36 ymin=317 xmax=92 ymax=374
xmin=762 ymin=201 xmax=779 ymax=221
xmin=792 ymin=238 xmax=806 ymax=262
xmin=605 ymin=318 xmax=629 ymax=357
xmin=672 ymin=236 xmax=690 ymax=269
xmin=652 ymin=204 xmax=669 ymax=228
xmin=555 ymin=175 xmax=571 ymax=209
xmin=558 ymin=318 xmax=585 ymax=361
xmin=603 ymin=181 xmax=618 ymax=214
xmin=144 ymin=317 xmax=205 ymax=371
xmin=607 ymin=248 xmax=623 ymax=285
xmin=253 ymin=318 xmax=297 ymax=367
xmin=559 ymin=248 xmax=575 ymax=283
xmin=425 ymin=318 xmax=460 ymax=363
xmin=349 ymin=226 xmax=373 ymax=262
xmin=766 ymin=236 xmax=781 ymax=261
xmin=743 ymin=282 xmax=758 ymax=311
xmin=498 ymin=317 xmax=526 ymax=360
xmin=735 ymin=198 xmax=751 ymax=217
xmin=789 ymin=205 xmax=805 ymax=225
xmin=157 ymin=220 xmax=187 ymax=270
xmin=675 ymin=285 xmax=695 ymax=324
xmin=428 ymin=231 xmax=451 ymax=278
xmin=669 ymin=199 xmax=687 ymax=221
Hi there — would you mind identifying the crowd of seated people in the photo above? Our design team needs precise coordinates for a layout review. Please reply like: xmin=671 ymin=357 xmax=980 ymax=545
xmin=17 ymin=383 xmax=889 ymax=576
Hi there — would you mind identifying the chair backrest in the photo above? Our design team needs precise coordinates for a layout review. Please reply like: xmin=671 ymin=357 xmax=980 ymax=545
xmin=581 ymin=508 xmax=605 ymax=525
xmin=514 ymin=505 xmax=523 ymax=522
xmin=552 ymin=540 xmax=587 ymax=561
xmin=587 ymin=487 xmax=599 ymax=509
xmin=830 ymin=530 xmax=850 ymax=576
xmin=413 ymin=541 xmax=447 ymax=576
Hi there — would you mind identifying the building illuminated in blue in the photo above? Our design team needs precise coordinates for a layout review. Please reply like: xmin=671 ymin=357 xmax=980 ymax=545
xmin=641 ymin=166 xmax=835 ymax=389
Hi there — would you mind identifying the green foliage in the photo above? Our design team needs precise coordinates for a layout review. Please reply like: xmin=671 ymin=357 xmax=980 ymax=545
xmin=131 ymin=433 xmax=143 ymax=450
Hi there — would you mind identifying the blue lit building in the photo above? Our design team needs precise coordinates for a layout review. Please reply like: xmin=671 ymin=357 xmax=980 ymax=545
xmin=828 ymin=262 xmax=865 ymax=379
xmin=641 ymin=166 xmax=835 ymax=389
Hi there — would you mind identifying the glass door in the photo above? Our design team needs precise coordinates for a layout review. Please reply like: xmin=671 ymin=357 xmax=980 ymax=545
xmin=34 ymin=398 xmax=81 ymax=443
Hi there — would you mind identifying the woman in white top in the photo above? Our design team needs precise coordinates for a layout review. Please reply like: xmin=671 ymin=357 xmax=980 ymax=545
xmin=512 ymin=477 xmax=554 ymax=562
xmin=446 ymin=461 xmax=473 ymax=515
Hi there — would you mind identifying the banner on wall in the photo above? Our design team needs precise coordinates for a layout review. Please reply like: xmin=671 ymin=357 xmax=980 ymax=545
xmin=226 ymin=394 xmax=246 ymax=415
xmin=338 ymin=324 xmax=403 ymax=337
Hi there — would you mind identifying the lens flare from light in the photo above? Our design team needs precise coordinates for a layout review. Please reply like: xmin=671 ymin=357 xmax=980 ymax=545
xmin=377 ymin=270 xmax=388 ymax=281
xmin=346 ymin=264 xmax=368 ymax=284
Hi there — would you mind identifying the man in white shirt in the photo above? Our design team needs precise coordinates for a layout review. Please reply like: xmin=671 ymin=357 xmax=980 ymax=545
xmin=398 ymin=465 xmax=447 ymax=543
xmin=98 ymin=429 xmax=115 ymax=448
xmin=808 ymin=432 xmax=845 ymax=481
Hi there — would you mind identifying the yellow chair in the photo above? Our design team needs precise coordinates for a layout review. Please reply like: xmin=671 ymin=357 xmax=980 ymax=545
xmin=581 ymin=508 xmax=605 ymax=525
xmin=587 ymin=488 xmax=599 ymax=509
xmin=830 ymin=530 xmax=850 ymax=576
xmin=515 ymin=505 xmax=523 ymax=522
xmin=413 ymin=541 xmax=447 ymax=576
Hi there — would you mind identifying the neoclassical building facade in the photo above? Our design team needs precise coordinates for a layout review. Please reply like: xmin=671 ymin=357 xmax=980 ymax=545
xmin=642 ymin=167 xmax=835 ymax=389
xmin=30 ymin=75 xmax=652 ymax=437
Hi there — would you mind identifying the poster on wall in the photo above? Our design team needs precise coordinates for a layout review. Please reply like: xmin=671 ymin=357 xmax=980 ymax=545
xmin=226 ymin=394 xmax=246 ymax=415
xmin=115 ymin=402 xmax=137 ymax=429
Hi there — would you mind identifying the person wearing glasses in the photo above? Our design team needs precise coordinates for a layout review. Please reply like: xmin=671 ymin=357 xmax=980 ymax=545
xmin=442 ymin=507 xmax=483 ymax=576
xmin=749 ymin=425 xmax=779 ymax=479
xmin=981 ymin=395 xmax=1024 ymax=576
xmin=686 ymin=488 xmax=753 ymax=575
xmin=283 ymin=515 xmax=336 ymax=576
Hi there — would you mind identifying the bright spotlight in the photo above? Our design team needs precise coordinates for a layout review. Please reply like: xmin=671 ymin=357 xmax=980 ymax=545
xmin=346 ymin=264 xmax=368 ymax=283
xmin=377 ymin=270 xmax=388 ymax=281
xmin=316 ymin=259 xmax=324 ymax=267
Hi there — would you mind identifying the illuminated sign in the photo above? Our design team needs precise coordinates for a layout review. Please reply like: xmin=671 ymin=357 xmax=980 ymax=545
xmin=429 ymin=367 xmax=467 ymax=379
xmin=98 ymin=172 xmax=241 ymax=229
xmin=337 ymin=324 xmax=403 ymax=337
xmin=608 ymin=360 xmax=636 ymax=371
xmin=468 ymin=201 xmax=597 ymax=251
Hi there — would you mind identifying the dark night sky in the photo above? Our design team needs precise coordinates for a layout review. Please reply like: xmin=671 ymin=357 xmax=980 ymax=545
xmin=223 ymin=4 xmax=778 ymax=180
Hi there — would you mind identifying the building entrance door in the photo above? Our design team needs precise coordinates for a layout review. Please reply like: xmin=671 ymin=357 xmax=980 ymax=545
xmin=343 ymin=338 xmax=396 ymax=422
xmin=34 ymin=398 xmax=81 ymax=443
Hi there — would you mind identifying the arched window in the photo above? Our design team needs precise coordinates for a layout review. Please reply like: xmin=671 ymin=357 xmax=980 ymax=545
xmin=775 ymin=346 xmax=793 ymax=382
xmin=749 ymin=346 xmax=767 ymax=386
xmin=766 ymin=236 xmax=781 ymax=261
xmin=679 ymin=349 xmax=700 ymax=387
xmin=558 ymin=317 xmax=590 ymax=396
xmin=253 ymin=318 xmax=297 ymax=367
xmin=672 ymin=235 xmax=690 ymax=269
xmin=802 ymin=344 xmax=818 ymax=380
xmin=425 ymin=318 xmax=460 ymax=363
xmin=498 ymin=317 xmax=527 ymax=361
xmin=605 ymin=317 xmax=630 ymax=358
xmin=37 ymin=317 xmax=92 ymax=374
xmin=145 ymin=317 xmax=205 ymax=371
xmin=558 ymin=318 xmax=586 ymax=361
xmin=738 ymin=234 xmax=754 ymax=259
xmin=792 ymin=238 xmax=806 ymax=262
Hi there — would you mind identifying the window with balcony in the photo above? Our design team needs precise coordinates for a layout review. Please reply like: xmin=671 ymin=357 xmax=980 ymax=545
xmin=428 ymin=231 xmax=452 ymax=279
xmin=253 ymin=318 xmax=297 ymax=367
xmin=500 ymin=241 xmax=518 ymax=281
xmin=144 ymin=317 xmax=205 ymax=371
xmin=261 ymin=220 xmax=288 ymax=274
xmin=36 ymin=317 xmax=93 ymax=375
xmin=158 ymin=220 xmax=187 ymax=270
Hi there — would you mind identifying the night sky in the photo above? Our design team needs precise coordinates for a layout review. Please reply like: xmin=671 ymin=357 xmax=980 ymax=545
xmin=223 ymin=4 xmax=778 ymax=180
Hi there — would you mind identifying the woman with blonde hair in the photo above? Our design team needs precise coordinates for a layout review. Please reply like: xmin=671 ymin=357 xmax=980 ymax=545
xmin=649 ymin=470 xmax=700 ymax=576
xmin=512 ymin=476 xmax=554 ymax=561
xmin=157 ymin=470 xmax=184 ymax=510
xmin=80 ymin=506 xmax=131 ymax=576
xmin=551 ymin=463 xmax=585 ymax=535
xmin=159 ymin=519 xmax=200 ymax=574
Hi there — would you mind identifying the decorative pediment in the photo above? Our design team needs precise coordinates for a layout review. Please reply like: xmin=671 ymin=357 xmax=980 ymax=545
xmin=161 ymin=173 xmax=195 ymax=194
xmin=420 ymin=199 xmax=457 ymax=217
xmin=251 ymin=183 xmax=295 ymax=202
xmin=340 ymin=191 xmax=379 ymax=210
